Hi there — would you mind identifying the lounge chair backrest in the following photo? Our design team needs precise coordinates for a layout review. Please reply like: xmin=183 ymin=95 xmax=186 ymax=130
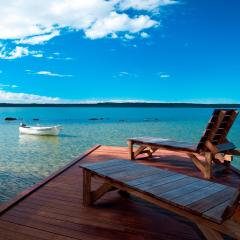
xmin=196 ymin=109 xmax=238 ymax=152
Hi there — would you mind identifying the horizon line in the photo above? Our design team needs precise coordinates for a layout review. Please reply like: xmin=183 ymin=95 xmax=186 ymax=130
xmin=0 ymin=102 xmax=239 ymax=106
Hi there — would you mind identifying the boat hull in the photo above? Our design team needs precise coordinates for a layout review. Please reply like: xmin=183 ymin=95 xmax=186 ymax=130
xmin=19 ymin=126 xmax=61 ymax=136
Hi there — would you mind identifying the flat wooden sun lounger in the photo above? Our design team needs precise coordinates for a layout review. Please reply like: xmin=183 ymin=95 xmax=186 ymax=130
xmin=80 ymin=159 xmax=240 ymax=240
xmin=128 ymin=109 xmax=239 ymax=179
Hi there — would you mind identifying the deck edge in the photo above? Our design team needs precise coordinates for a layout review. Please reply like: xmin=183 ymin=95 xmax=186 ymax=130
xmin=0 ymin=144 xmax=101 ymax=215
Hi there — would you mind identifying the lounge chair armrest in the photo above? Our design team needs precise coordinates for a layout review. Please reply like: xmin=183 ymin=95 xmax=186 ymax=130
xmin=216 ymin=142 xmax=236 ymax=152
xmin=229 ymin=149 xmax=240 ymax=156
xmin=205 ymin=141 xmax=236 ymax=154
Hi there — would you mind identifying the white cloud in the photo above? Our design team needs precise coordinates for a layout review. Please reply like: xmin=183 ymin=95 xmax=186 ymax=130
xmin=114 ymin=71 xmax=138 ymax=78
xmin=36 ymin=71 xmax=73 ymax=77
xmin=119 ymin=0 xmax=177 ymax=11
xmin=160 ymin=74 xmax=170 ymax=78
xmin=46 ymin=55 xmax=73 ymax=61
xmin=0 ymin=0 xmax=176 ymax=42
xmin=0 ymin=83 xmax=18 ymax=89
xmin=124 ymin=34 xmax=135 ymax=40
xmin=0 ymin=46 xmax=43 ymax=59
xmin=33 ymin=53 xmax=44 ymax=58
xmin=85 ymin=12 xmax=158 ymax=39
xmin=65 ymin=57 xmax=73 ymax=61
xmin=0 ymin=0 xmax=177 ymax=59
xmin=140 ymin=32 xmax=150 ymax=38
xmin=0 ymin=90 xmax=60 ymax=103
xmin=119 ymin=71 xmax=129 ymax=76
xmin=15 ymin=31 xmax=60 ymax=45
xmin=0 ymin=46 xmax=29 ymax=59
xmin=26 ymin=69 xmax=72 ymax=77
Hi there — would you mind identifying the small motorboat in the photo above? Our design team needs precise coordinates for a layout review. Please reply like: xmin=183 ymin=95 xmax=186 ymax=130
xmin=19 ymin=124 xmax=61 ymax=136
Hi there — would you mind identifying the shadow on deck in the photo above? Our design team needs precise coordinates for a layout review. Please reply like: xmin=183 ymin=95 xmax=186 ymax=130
xmin=0 ymin=145 xmax=239 ymax=240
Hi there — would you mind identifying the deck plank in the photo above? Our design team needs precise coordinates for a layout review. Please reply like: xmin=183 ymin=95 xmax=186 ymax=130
xmin=1 ymin=145 xmax=240 ymax=240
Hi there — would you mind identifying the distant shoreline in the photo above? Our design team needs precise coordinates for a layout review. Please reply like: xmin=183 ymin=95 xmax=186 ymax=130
xmin=0 ymin=103 xmax=239 ymax=108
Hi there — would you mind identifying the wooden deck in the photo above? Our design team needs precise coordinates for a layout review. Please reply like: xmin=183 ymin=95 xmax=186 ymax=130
xmin=0 ymin=145 xmax=239 ymax=240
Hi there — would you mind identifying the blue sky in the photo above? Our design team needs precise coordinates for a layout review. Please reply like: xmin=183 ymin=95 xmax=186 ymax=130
xmin=0 ymin=0 xmax=239 ymax=103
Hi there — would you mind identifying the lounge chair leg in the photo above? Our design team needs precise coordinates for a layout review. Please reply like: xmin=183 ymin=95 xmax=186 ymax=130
xmin=128 ymin=140 xmax=134 ymax=160
xmin=204 ymin=152 xmax=212 ymax=179
xmin=91 ymin=183 xmax=116 ymax=203
xmin=145 ymin=147 xmax=158 ymax=158
xmin=134 ymin=146 xmax=147 ymax=158
xmin=83 ymin=169 xmax=92 ymax=206
xmin=188 ymin=153 xmax=212 ymax=179
xmin=189 ymin=153 xmax=208 ymax=179
xmin=197 ymin=224 xmax=223 ymax=240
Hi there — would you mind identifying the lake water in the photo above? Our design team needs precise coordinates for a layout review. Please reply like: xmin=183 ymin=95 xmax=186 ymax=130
xmin=0 ymin=107 xmax=239 ymax=204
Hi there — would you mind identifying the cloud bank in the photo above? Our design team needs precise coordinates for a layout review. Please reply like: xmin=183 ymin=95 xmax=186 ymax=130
xmin=0 ymin=90 xmax=237 ymax=104
xmin=0 ymin=90 xmax=60 ymax=103
xmin=0 ymin=0 xmax=177 ymax=58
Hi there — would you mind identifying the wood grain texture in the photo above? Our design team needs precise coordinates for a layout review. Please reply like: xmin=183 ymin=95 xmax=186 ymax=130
xmin=1 ymin=145 xmax=240 ymax=240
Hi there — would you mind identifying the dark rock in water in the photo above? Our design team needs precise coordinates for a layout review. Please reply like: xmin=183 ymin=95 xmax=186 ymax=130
xmin=119 ymin=120 xmax=125 ymax=122
xmin=88 ymin=118 xmax=99 ymax=121
xmin=33 ymin=118 xmax=39 ymax=121
xmin=5 ymin=117 xmax=17 ymax=121
xmin=89 ymin=117 xmax=105 ymax=121
xmin=154 ymin=118 xmax=159 ymax=121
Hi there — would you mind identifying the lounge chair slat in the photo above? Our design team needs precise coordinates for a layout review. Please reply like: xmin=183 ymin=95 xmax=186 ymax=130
xmin=129 ymin=139 xmax=197 ymax=152
xmin=197 ymin=110 xmax=227 ymax=151
xmin=135 ymin=174 xmax=186 ymax=192
xmin=173 ymin=184 xmax=227 ymax=206
xmin=158 ymin=179 xmax=212 ymax=200
xmin=126 ymin=170 xmax=176 ymax=186
xmin=110 ymin=167 xmax=161 ymax=182
xmin=187 ymin=188 xmax=237 ymax=213
xmin=149 ymin=176 xmax=200 ymax=195
xmin=96 ymin=162 xmax=147 ymax=175
xmin=127 ymin=173 xmax=184 ymax=192
xmin=203 ymin=200 xmax=231 ymax=222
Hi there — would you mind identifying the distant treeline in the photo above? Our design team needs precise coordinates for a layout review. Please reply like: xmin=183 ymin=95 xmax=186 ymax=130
xmin=0 ymin=103 xmax=239 ymax=108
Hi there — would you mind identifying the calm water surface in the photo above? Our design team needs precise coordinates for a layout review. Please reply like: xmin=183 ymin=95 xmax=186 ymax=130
xmin=0 ymin=107 xmax=239 ymax=203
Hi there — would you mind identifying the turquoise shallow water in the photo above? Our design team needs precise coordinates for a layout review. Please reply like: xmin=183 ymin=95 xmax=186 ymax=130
xmin=0 ymin=107 xmax=239 ymax=204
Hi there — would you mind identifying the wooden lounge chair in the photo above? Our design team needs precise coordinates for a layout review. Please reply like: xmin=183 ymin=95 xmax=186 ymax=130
xmin=80 ymin=159 xmax=240 ymax=240
xmin=128 ymin=109 xmax=239 ymax=179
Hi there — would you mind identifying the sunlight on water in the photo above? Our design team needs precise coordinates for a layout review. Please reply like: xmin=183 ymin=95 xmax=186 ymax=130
xmin=0 ymin=107 xmax=239 ymax=203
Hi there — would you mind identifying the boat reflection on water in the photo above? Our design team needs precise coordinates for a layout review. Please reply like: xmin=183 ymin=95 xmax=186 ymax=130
xmin=19 ymin=134 xmax=60 ymax=145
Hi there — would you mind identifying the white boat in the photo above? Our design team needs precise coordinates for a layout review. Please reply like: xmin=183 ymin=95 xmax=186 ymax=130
xmin=19 ymin=124 xmax=61 ymax=136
